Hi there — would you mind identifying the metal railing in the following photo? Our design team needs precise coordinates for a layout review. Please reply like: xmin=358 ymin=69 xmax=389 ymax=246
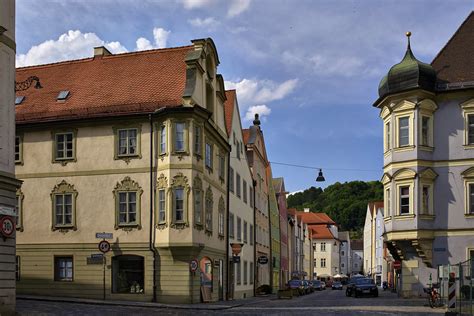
xmin=437 ymin=259 xmax=474 ymax=315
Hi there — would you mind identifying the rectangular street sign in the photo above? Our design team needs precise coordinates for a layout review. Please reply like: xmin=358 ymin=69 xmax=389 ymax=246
xmin=91 ymin=254 xmax=104 ymax=259
xmin=95 ymin=232 xmax=113 ymax=239
xmin=87 ymin=257 xmax=104 ymax=265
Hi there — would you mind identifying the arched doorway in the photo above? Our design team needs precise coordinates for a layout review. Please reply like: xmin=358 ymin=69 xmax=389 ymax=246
xmin=200 ymin=257 xmax=212 ymax=302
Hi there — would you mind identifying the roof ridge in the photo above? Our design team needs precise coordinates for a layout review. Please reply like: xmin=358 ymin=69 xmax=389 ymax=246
xmin=431 ymin=11 xmax=474 ymax=66
xmin=17 ymin=45 xmax=194 ymax=71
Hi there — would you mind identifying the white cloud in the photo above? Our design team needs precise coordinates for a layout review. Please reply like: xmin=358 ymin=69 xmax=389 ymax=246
xmin=153 ymin=28 xmax=170 ymax=48
xmin=135 ymin=37 xmax=154 ymax=51
xmin=188 ymin=17 xmax=218 ymax=28
xmin=16 ymin=30 xmax=128 ymax=67
xmin=228 ymin=0 xmax=251 ymax=17
xmin=245 ymin=104 xmax=271 ymax=122
xmin=225 ymin=78 xmax=298 ymax=107
xmin=180 ymin=0 xmax=213 ymax=9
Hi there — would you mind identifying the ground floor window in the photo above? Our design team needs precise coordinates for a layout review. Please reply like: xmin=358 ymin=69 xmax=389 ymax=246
xmin=54 ymin=256 xmax=73 ymax=281
xmin=112 ymin=255 xmax=144 ymax=294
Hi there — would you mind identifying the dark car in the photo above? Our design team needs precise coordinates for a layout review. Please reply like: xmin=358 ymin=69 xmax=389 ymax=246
xmin=312 ymin=280 xmax=323 ymax=291
xmin=288 ymin=279 xmax=305 ymax=296
xmin=332 ymin=281 xmax=343 ymax=290
xmin=353 ymin=278 xmax=378 ymax=297
xmin=345 ymin=276 xmax=365 ymax=297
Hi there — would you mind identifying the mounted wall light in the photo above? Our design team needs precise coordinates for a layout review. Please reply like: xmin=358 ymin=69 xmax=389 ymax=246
xmin=15 ymin=76 xmax=42 ymax=92
xmin=316 ymin=169 xmax=325 ymax=182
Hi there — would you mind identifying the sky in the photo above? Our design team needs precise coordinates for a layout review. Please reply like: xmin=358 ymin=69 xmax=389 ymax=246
xmin=15 ymin=0 xmax=474 ymax=193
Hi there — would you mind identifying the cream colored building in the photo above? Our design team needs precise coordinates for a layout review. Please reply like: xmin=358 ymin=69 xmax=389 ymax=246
xmin=0 ymin=1 xmax=20 ymax=314
xmin=224 ymin=90 xmax=255 ymax=299
xmin=15 ymin=38 xmax=231 ymax=303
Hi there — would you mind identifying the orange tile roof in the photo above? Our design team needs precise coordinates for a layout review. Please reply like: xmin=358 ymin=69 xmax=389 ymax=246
xmin=310 ymin=225 xmax=335 ymax=240
xmin=242 ymin=129 xmax=250 ymax=145
xmin=288 ymin=208 xmax=297 ymax=216
xmin=15 ymin=45 xmax=194 ymax=124
xmin=294 ymin=211 xmax=336 ymax=225
xmin=223 ymin=90 xmax=236 ymax=137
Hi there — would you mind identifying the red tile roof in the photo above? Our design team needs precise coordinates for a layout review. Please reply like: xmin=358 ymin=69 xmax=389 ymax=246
xmin=288 ymin=208 xmax=297 ymax=216
xmin=242 ymin=129 xmax=250 ymax=145
xmin=310 ymin=225 xmax=335 ymax=240
xmin=15 ymin=45 xmax=194 ymax=124
xmin=293 ymin=210 xmax=336 ymax=225
xmin=224 ymin=90 xmax=236 ymax=137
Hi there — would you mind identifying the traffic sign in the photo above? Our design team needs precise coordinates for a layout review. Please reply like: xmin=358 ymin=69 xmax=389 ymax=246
xmin=232 ymin=256 xmax=241 ymax=263
xmin=190 ymin=259 xmax=198 ymax=272
xmin=96 ymin=232 xmax=113 ymax=239
xmin=98 ymin=240 xmax=111 ymax=253
xmin=0 ymin=216 xmax=15 ymax=238
xmin=393 ymin=261 xmax=401 ymax=269
xmin=257 ymin=256 xmax=268 ymax=265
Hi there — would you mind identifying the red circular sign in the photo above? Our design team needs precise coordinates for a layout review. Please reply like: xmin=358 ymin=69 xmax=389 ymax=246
xmin=0 ymin=216 xmax=15 ymax=238
xmin=98 ymin=240 xmax=111 ymax=253
xmin=190 ymin=259 xmax=198 ymax=272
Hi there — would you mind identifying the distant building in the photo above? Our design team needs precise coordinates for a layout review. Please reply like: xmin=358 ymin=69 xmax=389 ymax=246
xmin=338 ymin=231 xmax=351 ymax=276
xmin=351 ymin=240 xmax=364 ymax=275
xmin=363 ymin=202 xmax=386 ymax=285
xmin=0 ymin=1 xmax=20 ymax=314
xmin=273 ymin=177 xmax=289 ymax=288
xmin=267 ymin=169 xmax=280 ymax=293
xmin=374 ymin=12 xmax=474 ymax=297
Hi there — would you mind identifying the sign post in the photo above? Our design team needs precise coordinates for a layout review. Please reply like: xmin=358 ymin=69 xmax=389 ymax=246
xmin=96 ymin=234 xmax=112 ymax=301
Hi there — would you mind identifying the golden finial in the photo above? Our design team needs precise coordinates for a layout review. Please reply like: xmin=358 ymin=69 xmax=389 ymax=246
xmin=406 ymin=31 xmax=412 ymax=37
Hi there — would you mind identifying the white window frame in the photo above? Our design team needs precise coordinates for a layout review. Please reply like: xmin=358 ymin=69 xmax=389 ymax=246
xmin=174 ymin=122 xmax=186 ymax=152
xmin=117 ymin=128 xmax=138 ymax=157
xmin=205 ymin=142 xmax=213 ymax=169
xmin=54 ymin=132 xmax=75 ymax=161
xmin=159 ymin=124 xmax=167 ymax=155
xmin=158 ymin=189 xmax=166 ymax=224
xmin=174 ymin=187 xmax=185 ymax=223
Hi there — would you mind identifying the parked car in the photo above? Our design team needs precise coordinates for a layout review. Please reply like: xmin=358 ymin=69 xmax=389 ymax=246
xmin=321 ymin=281 xmax=326 ymax=290
xmin=353 ymin=278 xmax=378 ymax=298
xmin=302 ymin=280 xmax=312 ymax=294
xmin=288 ymin=279 xmax=305 ymax=296
xmin=312 ymin=280 xmax=323 ymax=291
xmin=332 ymin=281 xmax=343 ymax=290
xmin=345 ymin=276 xmax=365 ymax=297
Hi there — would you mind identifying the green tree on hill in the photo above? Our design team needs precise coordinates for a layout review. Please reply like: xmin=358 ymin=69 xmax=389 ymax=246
xmin=287 ymin=181 xmax=383 ymax=232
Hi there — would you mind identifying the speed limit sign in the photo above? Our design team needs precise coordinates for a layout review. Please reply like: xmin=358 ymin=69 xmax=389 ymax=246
xmin=98 ymin=240 xmax=111 ymax=253
xmin=0 ymin=216 xmax=15 ymax=238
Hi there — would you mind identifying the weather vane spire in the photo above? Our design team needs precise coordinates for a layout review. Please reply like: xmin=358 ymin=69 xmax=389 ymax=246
xmin=406 ymin=31 xmax=412 ymax=50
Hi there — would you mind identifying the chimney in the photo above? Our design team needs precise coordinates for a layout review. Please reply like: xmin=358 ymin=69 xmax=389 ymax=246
xmin=93 ymin=46 xmax=112 ymax=58
xmin=304 ymin=208 xmax=310 ymax=213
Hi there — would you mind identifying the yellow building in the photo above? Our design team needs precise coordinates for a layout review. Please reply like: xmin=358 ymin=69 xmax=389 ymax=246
xmin=15 ymin=38 xmax=231 ymax=303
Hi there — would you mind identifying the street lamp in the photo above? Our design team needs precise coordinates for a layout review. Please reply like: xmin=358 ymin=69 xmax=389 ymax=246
xmin=15 ymin=76 xmax=42 ymax=92
xmin=316 ymin=169 xmax=325 ymax=182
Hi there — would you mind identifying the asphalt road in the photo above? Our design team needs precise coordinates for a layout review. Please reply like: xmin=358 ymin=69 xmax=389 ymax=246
xmin=17 ymin=288 xmax=445 ymax=315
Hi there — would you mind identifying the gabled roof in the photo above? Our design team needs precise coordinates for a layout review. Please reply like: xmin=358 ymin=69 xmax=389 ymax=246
xmin=310 ymin=225 xmax=335 ymax=240
xmin=223 ymin=89 xmax=236 ymax=136
xmin=432 ymin=11 xmax=474 ymax=84
xmin=296 ymin=211 xmax=336 ymax=225
xmin=15 ymin=45 xmax=194 ymax=124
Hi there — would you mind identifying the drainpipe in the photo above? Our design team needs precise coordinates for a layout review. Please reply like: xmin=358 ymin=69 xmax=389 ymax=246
xmin=253 ymin=179 xmax=257 ymax=297
xmin=225 ymin=150 xmax=230 ymax=300
xmin=149 ymin=113 xmax=159 ymax=302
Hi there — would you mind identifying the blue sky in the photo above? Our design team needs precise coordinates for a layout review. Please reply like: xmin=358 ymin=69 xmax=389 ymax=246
xmin=16 ymin=0 xmax=474 ymax=193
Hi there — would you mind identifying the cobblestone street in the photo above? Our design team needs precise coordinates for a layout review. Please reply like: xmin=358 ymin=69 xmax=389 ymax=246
xmin=17 ymin=289 xmax=445 ymax=315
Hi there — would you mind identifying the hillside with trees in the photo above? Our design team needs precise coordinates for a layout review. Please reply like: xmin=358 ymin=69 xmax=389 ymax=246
xmin=287 ymin=181 xmax=383 ymax=235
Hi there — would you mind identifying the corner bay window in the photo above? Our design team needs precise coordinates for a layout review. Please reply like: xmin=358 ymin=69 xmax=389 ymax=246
xmin=421 ymin=116 xmax=430 ymax=146
xmin=385 ymin=188 xmax=391 ymax=217
xmin=158 ymin=189 xmax=166 ymax=223
xmin=194 ymin=126 xmax=202 ymax=155
xmin=422 ymin=185 xmax=430 ymax=214
xmin=112 ymin=255 xmax=144 ymax=294
xmin=54 ymin=256 xmax=73 ymax=281
xmin=385 ymin=121 xmax=391 ymax=150
xmin=205 ymin=143 xmax=213 ymax=169
xmin=118 ymin=128 xmax=137 ymax=156
xmin=160 ymin=125 xmax=166 ymax=154
xmin=398 ymin=116 xmax=409 ymax=147
xmin=119 ymin=192 xmax=137 ymax=225
xmin=194 ymin=189 xmax=203 ymax=225
xmin=400 ymin=186 xmax=410 ymax=214
xmin=55 ymin=132 xmax=74 ymax=160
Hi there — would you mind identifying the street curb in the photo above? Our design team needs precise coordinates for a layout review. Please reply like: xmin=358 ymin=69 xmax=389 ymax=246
xmin=17 ymin=295 xmax=275 ymax=311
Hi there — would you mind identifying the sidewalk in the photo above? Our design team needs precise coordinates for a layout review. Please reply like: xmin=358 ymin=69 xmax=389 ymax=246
xmin=17 ymin=294 xmax=277 ymax=311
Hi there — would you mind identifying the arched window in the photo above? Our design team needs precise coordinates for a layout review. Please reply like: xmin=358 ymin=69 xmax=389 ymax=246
xmin=112 ymin=255 xmax=144 ymax=294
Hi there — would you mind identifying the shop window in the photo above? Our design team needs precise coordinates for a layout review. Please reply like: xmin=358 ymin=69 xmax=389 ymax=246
xmin=112 ymin=255 xmax=144 ymax=294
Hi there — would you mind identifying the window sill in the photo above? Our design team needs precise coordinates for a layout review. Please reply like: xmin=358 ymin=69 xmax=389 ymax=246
xmin=54 ymin=279 xmax=74 ymax=282
xmin=419 ymin=145 xmax=434 ymax=152
xmin=383 ymin=217 xmax=392 ymax=222
xmin=463 ymin=145 xmax=474 ymax=150
xmin=464 ymin=213 xmax=474 ymax=218
xmin=418 ymin=214 xmax=435 ymax=220
xmin=394 ymin=214 xmax=415 ymax=220
xmin=393 ymin=146 xmax=415 ymax=153
xmin=53 ymin=225 xmax=75 ymax=231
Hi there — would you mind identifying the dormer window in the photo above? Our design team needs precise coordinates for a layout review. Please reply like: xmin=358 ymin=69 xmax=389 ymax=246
xmin=15 ymin=96 xmax=25 ymax=105
xmin=57 ymin=90 xmax=70 ymax=101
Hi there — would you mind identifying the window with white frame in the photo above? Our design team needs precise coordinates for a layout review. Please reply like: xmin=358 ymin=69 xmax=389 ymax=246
xmin=158 ymin=189 xmax=166 ymax=224
xmin=469 ymin=115 xmax=474 ymax=145
xmin=194 ymin=188 xmax=203 ymax=225
xmin=243 ymin=260 xmax=248 ymax=285
xmin=194 ymin=125 xmax=202 ymax=156
xmin=159 ymin=124 xmax=166 ymax=154
xmin=243 ymin=180 xmax=247 ymax=203
xmin=237 ymin=217 xmax=242 ymax=241
xmin=15 ymin=136 xmax=22 ymax=163
xmin=398 ymin=116 xmax=409 ymax=147
xmin=15 ymin=190 xmax=23 ymax=230
xmin=399 ymin=186 xmax=410 ymax=215
xmin=229 ymin=213 xmax=234 ymax=238
xmin=421 ymin=185 xmax=430 ymax=214
xmin=205 ymin=143 xmax=213 ymax=169
xmin=236 ymin=173 xmax=241 ymax=198
xmin=175 ymin=122 xmax=185 ymax=152
xmin=385 ymin=188 xmax=391 ymax=217
xmin=321 ymin=258 xmax=326 ymax=268
xmin=54 ymin=132 xmax=74 ymax=160
xmin=174 ymin=187 xmax=184 ymax=222
xmin=469 ymin=184 xmax=474 ymax=214
xmin=118 ymin=192 xmax=137 ymax=225
xmin=118 ymin=128 xmax=138 ymax=156
xmin=54 ymin=256 xmax=73 ymax=281
xmin=385 ymin=121 xmax=391 ymax=151
xmin=320 ymin=242 xmax=326 ymax=252
xmin=243 ymin=220 xmax=248 ymax=243
xmin=421 ymin=116 xmax=430 ymax=146
xmin=53 ymin=192 xmax=73 ymax=226
xmin=236 ymin=261 xmax=241 ymax=285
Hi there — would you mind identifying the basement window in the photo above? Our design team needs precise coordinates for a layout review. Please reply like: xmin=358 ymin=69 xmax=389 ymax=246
xmin=57 ymin=90 xmax=70 ymax=101
xmin=15 ymin=96 xmax=25 ymax=105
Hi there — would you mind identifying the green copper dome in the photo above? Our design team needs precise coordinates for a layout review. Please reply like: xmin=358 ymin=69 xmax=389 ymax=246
xmin=378 ymin=33 xmax=436 ymax=98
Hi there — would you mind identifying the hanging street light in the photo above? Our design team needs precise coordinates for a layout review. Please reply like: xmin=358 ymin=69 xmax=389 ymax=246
xmin=316 ymin=169 xmax=325 ymax=182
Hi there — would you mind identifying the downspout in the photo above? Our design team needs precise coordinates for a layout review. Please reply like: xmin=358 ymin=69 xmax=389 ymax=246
xmin=149 ymin=113 xmax=158 ymax=302
xmin=225 ymin=150 xmax=230 ymax=300
xmin=253 ymin=179 xmax=257 ymax=297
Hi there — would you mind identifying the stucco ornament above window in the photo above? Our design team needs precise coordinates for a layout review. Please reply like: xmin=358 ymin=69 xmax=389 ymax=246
xmin=50 ymin=180 xmax=78 ymax=232
xmin=170 ymin=173 xmax=190 ymax=229
xmin=113 ymin=177 xmax=143 ymax=231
